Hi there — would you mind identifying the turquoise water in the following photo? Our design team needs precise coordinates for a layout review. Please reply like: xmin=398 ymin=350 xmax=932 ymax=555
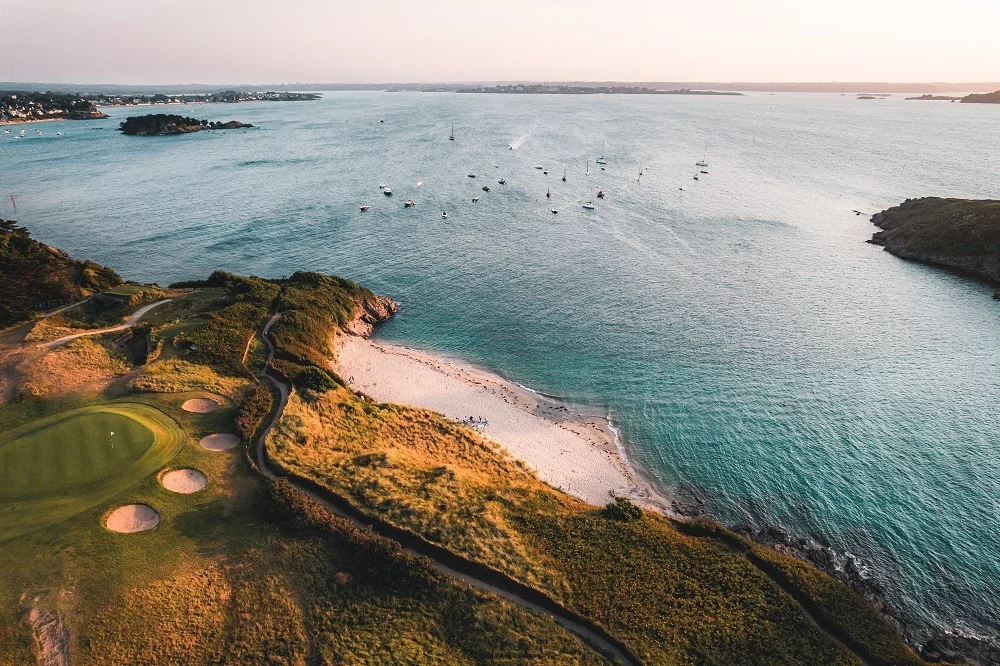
xmin=4 ymin=92 xmax=1000 ymax=641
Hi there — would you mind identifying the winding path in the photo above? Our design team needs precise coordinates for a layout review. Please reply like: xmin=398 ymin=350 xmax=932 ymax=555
xmin=253 ymin=313 xmax=639 ymax=666
xmin=43 ymin=299 xmax=173 ymax=349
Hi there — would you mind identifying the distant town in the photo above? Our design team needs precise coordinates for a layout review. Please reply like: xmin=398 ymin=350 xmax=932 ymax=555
xmin=0 ymin=90 xmax=320 ymax=123
xmin=454 ymin=84 xmax=742 ymax=95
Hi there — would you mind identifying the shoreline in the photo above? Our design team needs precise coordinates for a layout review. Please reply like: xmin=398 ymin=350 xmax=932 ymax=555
xmin=334 ymin=334 xmax=675 ymax=513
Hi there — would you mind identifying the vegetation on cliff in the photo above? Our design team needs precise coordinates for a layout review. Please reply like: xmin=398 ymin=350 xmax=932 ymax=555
xmin=869 ymin=197 xmax=1000 ymax=283
xmin=0 ymin=220 xmax=121 ymax=328
xmin=118 ymin=114 xmax=252 ymax=135
xmin=267 ymin=285 xmax=933 ymax=666
xmin=960 ymin=90 xmax=1000 ymax=104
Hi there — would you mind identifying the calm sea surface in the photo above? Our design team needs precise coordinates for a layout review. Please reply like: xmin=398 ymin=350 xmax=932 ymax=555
xmin=4 ymin=92 xmax=999 ymax=641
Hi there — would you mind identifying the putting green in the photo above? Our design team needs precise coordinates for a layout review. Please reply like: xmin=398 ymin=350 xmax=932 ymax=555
xmin=0 ymin=403 xmax=186 ymax=541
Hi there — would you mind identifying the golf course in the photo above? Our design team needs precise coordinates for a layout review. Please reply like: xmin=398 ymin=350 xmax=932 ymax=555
xmin=0 ymin=403 xmax=185 ymax=540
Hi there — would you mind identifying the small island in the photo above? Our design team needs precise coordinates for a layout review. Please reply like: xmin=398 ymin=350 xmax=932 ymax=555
xmin=869 ymin=197 xmax=1000 ymax=284
xmin=118 ymin=114 xmax=253 ymax=135
xmin=905 ymin=90 xmax=1000 ymax=103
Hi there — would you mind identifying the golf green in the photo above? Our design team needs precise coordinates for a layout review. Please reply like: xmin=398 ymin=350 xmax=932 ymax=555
xmin=0 ymin=403 xmax=186 ymax=540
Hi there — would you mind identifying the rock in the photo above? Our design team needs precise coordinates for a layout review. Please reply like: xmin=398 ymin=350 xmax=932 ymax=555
xmin=922 ymin=631 xmax=1000 ymax=665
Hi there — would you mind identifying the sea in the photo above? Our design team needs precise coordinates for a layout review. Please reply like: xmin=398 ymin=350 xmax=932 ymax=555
xmin=4 ymin=91 xmax=999 ymax=644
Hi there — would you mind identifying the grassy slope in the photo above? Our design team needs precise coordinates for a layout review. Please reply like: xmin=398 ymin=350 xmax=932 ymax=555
xmin=267 ymin=281 xmax=932 ymax=666
xmin=871 ymin=197 xmax=1000 ymax=282
xmin=0 ymin=275 xmax=606 ymax=665
xmin=0 ymin=220 xmax=121 ymax=328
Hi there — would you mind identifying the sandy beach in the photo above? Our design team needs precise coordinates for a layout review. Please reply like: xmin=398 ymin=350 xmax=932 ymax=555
xmin=336 ymin=335 xmax=670 ymax=511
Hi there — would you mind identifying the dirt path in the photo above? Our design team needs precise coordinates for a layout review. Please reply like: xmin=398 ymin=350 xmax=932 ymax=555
xmin=42 ymin=299 xmax=173 ymax=349
xmin=253 ymin=313 xmax=639 ymax=666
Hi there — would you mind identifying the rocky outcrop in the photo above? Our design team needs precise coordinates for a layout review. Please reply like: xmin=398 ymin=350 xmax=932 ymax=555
xmin=869 ymin=197 xmax=1000 ymax=287
xmin=26 ymin=600 xmax=69 ymax=666
xmin=345 ymin=295 xmax=398 ymax=337
xmin=922 ymin=632 xmax=1000 ymax=665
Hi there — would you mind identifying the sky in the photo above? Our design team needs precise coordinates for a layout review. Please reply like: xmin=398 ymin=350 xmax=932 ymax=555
xmin=2 ymin=0 xmax=999 ymax=84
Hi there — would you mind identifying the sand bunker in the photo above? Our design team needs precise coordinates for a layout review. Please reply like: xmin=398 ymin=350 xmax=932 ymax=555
xmin=160 ymin=468 xmax=207 ymax=493
xmin=105 ymin=504 xmax=160 ymax=533
xmin=182 ymin=398 xmax=218 ymax=413
xmin=199 ymin=433 xmax=240 ymax=451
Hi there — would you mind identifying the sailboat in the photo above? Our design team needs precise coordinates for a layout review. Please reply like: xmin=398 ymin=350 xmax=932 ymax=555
xmin=449 ymin=124 xmax=455 ymax=141
xmin=562 ymin=168 xmax=566 ymax=183
xmin=586 ymin=160 xmax=590 ymax=176
xmin=696 ymin=143 xmax=708 ymax=167
xmin=595 ymin=142 xmax=607 ymax=165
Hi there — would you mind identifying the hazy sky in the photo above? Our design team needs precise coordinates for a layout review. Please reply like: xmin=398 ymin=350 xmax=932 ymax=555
xmin=2 ymin=0 xmax=999 ymax=84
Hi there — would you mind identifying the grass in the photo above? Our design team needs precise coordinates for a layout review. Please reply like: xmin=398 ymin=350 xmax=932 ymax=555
xmin=0 ymin=273 xmax=611 ymax=665
xmin=0 ymin=402 xmax=186 ymax=541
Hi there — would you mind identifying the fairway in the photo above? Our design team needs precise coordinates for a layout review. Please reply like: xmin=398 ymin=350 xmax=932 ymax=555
xmin=0 ymin=403 xmax=186 ymax=540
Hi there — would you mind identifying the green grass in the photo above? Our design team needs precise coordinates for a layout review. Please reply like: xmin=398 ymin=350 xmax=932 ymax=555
xmin=0 ymin=403 xmax=186 ymax=541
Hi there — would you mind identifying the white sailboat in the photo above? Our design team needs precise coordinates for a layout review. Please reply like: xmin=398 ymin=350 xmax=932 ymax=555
xmin=449 ymin=124 xmax=455 ymax=141
xmin=595 ymin=141 xmax=607 ymax=165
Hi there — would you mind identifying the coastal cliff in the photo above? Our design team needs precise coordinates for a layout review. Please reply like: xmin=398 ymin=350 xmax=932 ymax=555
xmin=869 ymin=197 xmax=1000 ymax=286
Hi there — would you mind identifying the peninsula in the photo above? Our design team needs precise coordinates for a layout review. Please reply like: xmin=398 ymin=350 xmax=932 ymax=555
xmin=0 ymin=222 xmax=940 ymax=665
xmin=456 ymin=84 xmax=743 ymax=95
xmin=118 ymin=114 xmax=253 ymax=135
xmin=869 ymin=197 xmax=1000 ymax=284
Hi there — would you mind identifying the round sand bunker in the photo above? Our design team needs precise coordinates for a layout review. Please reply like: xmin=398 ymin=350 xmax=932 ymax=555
xmin=160 ymin=468 xmax=207 ymax=494
xmin=182 ymin=398 xmax=219 ymax=413
xmin=199 ymin=433 xmax=240 ymax=451
xmin=105 ymin=504 xmax=160 ymax=533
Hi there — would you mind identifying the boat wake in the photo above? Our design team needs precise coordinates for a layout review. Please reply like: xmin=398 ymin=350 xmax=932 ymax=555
xmin=509 ymin=134 xmax=529 ymax=150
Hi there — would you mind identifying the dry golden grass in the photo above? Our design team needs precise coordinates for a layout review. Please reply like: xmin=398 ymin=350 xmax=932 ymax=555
xmin=18 ymin=337 xmax=129 ymax=398
xmin=126 ymin=358 xmax=245 ymax=397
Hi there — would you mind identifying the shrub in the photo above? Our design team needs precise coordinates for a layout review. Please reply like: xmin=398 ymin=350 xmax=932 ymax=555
xmin=605 ymin=497 xmax=643 ymax=522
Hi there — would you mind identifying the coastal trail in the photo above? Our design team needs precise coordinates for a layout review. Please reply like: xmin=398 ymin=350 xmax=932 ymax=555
xmin=252 ymin=312 xmax=641 ymax=666
xmin=42 ymin=299 xmax=173 ymax=349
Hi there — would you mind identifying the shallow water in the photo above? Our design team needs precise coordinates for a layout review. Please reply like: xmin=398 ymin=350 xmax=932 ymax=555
xmin=4 ymin=92 xmax=1000 ymax=640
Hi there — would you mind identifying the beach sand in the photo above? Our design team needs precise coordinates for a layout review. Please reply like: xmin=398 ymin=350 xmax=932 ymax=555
xmin=336 ymin=335 xmax=670 ymax=511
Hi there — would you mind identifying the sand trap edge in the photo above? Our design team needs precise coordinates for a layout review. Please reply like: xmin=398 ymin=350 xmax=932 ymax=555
xmin=104 ymin=503 xmax=160 ymax=533
xmin=158 ymin=468 xmax=208 ymax=494
xmin=199 ymin=433 xmax=240 ymax=452
xmin=182 ymin=398 xmax=219 ymax=413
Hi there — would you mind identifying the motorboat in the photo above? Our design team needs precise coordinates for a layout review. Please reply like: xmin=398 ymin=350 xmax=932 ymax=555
xmin=551 ymin=208 xmax=558 ymax=214
xmin=498 ymin=178 xmax=506 ymax=185
xmin=597 ymin=189 xmax=605 ymax=199
xmin=360 ymin=205 xmax=370 ymax=211
xmin=583 ymin=201 xmax=596 ymax=210
xmin=482 ymin=186 xmax=490 ymax=192
xmin=468 ymin=173 xmax=476 ymax=178
xmin=472 ymin=196 xmax=480 ymax=202
xmin=404 ymin=200 xmax=416 ymax=207
xmin=383 ymin=188 xmax=393 ymax=196
xmin=442 ymin=211 xmax=448 ymax=218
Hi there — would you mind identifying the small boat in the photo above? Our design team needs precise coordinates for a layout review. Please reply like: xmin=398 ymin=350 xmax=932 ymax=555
xmin=597 ymin=189 xmax=605 ymax=199
xmin=596 ymin=141 xmax=607 ymax=165
xmin=696 ymin=161 xmax=708 ymax=168
xmin=551 ymin=208 xmax=558 ymax=214
xmin=472 ymin=196 xmax=480 ymax=202
xmin=693 ymin=173 xmax=699 ymax=180
xmin=442 ymin=211 xmax=448 ymax=218
xmin=534 ymin=165 xmax=543 ymax=170
xmin=543 ymin=169 xmax=548 ymax=175
xmin=449 ymin=124 xmax=455 ymax=141
xmin=498 ymin=178 xmax=506 ymax=185
xmin=384 ymin=188 xmax=393 ymax=196
xmin=404 ymin=200 xmax=416 ymax=208
xmin=360 ymin=205 xmax=370 ymax=212
xmin=546 ymin=189 xmax=551 ymax=198
xmin=482 ymin=186 xmax=490 ymax=192
xmin=562 ymin=168 xmax=567 ymax=183
xmin=583 ymin=201 xmax=596 ymax=210
xmin=494 ymin=164 xmax=499 ymax=168
xmin=700 ymin=170 xmax=709 ymax=174
xmin=379 ymin=183 xmax=385 ymax=189
xmin=468 ymin=174 xmax=476 ymax=178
